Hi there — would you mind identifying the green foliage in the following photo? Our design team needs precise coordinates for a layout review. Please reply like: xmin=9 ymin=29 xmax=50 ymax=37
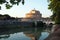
xmin=48 ymin=0 xmax=60 ymax=24
xmin=55 ymin=13 xmax=60 ymax=24
xmin=5 ymin=2 xmax=12 ymax=9
xmin=0 ymin=0 xmax=6 ymax=4
xmin=50 ymin=12 xmax=56 ymax=21
xmin=10 ymin=0 xmax=21 ymax=5
xmin=48 ymin=0 xmax=60 ymax=12
xmin=0 ymin=0 xmax=25 ymax=9
xmin=55 ymin=17 xmax=60 ymax=24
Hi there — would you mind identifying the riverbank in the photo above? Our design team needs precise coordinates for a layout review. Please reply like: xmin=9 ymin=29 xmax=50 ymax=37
xmin=45 ymin=24 xmax=60 ymax=40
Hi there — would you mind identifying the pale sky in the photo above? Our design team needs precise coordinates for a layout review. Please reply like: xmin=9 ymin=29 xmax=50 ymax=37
xmin=0 ymin=0 xmax=52 ymax=18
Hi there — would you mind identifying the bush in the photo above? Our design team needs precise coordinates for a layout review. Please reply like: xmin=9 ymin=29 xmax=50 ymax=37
xmin=37 ymin=21 xmax=44 ymax=27
xmin=55 ymin=15 xmax=60 ymax=24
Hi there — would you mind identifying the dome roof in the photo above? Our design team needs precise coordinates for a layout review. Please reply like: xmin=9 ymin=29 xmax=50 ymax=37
xmin=26 ymin=9 xmax=41 ymax=15
xmin=25 ymin=9 xmax=42 ymax=19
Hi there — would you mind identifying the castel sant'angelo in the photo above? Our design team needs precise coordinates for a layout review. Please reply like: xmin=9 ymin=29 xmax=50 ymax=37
xmin=21 ymin=9 xmax=51 ymax=22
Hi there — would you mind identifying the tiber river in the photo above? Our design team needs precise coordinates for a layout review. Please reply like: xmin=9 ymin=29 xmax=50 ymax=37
xmin=0 ymin=27 xmax=51 ymax=40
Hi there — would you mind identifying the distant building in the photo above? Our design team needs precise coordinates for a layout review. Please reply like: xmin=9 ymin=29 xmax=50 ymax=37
xmin=21 ymin=9 xmax=42 ymax=21
xmin=21 ymin=9 xmax=54 ymax=24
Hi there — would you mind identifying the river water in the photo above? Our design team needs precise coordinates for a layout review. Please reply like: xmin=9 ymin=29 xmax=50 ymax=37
xmin=0 ymin=27 xmax=51 ymax=40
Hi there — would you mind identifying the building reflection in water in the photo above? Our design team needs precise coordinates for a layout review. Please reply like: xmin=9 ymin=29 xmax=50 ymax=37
xmin=0 ymin=27 xmax=51 ymax=40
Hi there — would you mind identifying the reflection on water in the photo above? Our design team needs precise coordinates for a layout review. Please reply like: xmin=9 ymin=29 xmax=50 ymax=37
xmin=0 ymin=32 xmax=31 ymax=40
xmin=39 ymin=32 xmax=49 ymax=40
xmin=0 ymin=27 xmax=51 ymax=40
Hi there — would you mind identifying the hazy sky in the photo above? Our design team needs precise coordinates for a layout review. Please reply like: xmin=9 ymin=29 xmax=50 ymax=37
xmin=0 ymin=0 xmax=52 ymax=18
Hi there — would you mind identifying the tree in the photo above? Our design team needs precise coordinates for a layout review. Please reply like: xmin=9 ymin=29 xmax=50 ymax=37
xmin=0 ymin=14 xmax=15 ymax=20
xmin=48 ymin=0 xmax=60 ymax=24
xmin=0 ymin=0 xmax=25 ymax=9
xmin=50 ymin=12 xmax=56 ymax=21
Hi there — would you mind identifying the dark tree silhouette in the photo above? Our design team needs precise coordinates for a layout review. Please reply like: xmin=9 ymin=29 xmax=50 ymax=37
xmin=48 ymin=0 xmax=60 ymax=24
xmin=0 ymin=14 xmax=15 ymax=20
xmin=0 ymin=0 xmax=25 ymax=9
